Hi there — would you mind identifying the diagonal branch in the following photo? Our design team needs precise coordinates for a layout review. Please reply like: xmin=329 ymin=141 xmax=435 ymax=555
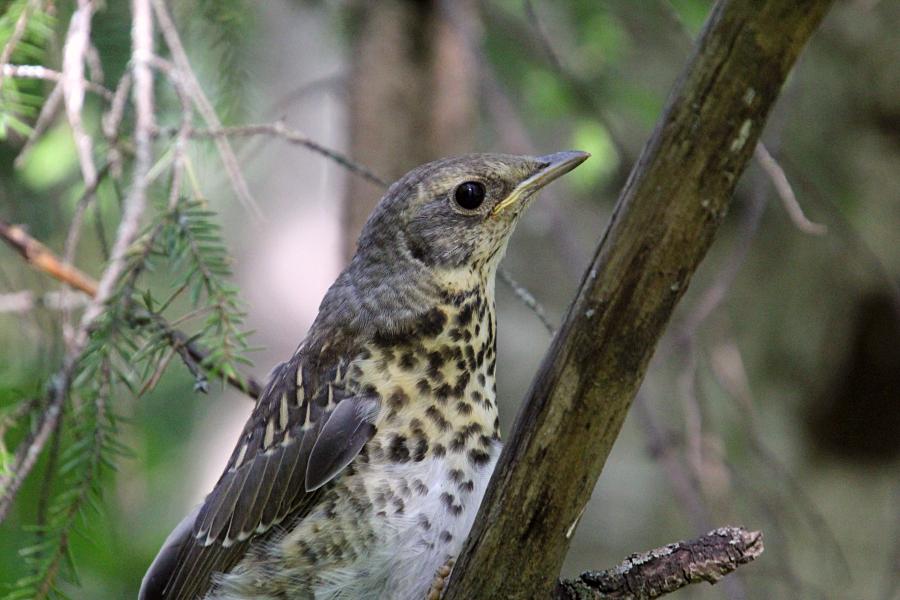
xmin=444 ymin=1 xmax=834 ymax=598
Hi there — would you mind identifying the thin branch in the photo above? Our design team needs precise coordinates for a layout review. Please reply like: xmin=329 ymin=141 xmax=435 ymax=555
xmin=554 ymin=527 xmax=764 ymax=600
xmin=150 ymin=0 xmax=264 ymax=221
xmin=0 ymin=219 xmax=99 ymax=296
xmin=521 ymin=0 xmax=566 ymax=73
xmin=754 ymin=143 xmax=827 ymax=235
xmin=62 ymin=0 xmax=99 ymax=198
xmin=497 ymin=268 xmax=555 ymax=335
xmin=1 ymin=63 xmax=113 ymax=101
xmin=176 ymin=122 xmax=389 ymax=188
xmin=13 ymin=80 xmax=63 ymax=168
xmin=101 ymin=71 xmax=132 ymax=179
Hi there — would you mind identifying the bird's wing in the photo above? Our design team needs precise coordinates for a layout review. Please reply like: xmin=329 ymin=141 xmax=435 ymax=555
xmin=139 ymin=355 xmax=380 ymax=600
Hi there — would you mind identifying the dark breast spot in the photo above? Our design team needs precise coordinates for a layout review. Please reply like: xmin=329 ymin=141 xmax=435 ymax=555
xmin=418 ymin=307 xmax=448 ymax=338
xmin=388 ymin=435 xmax=410 ymax=462
xmin=435 ymin=383 xmax=453 ymax=403
xmin=440 ymin=492 xmax=464 ymax=516
xmin=412 ymin=437 xmax=429 ymax=461
xmin=450 ymin=432 xmax=466 ymax=452
xmin=399 ymin=351 xmax=418 ymax=370
xmin=427 ymin=351 xmax=446 ymax=380
xmin=425 ymin=405 xmax=450 ymax=431
xmin=413 ymin=479 xmax=430 ymax=496
xmin=468 ymin=448 xmax=492 ymax=467
xmin=456 ymin=304 xmax=474 ymax=326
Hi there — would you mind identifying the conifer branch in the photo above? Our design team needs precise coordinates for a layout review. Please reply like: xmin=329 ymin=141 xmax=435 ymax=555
xmin=0 ymin=219 xmax=264 ymax=399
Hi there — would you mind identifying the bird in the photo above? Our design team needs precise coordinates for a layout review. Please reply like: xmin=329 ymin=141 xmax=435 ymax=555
xmin=140 ymin=150 xmax=589 ymax=600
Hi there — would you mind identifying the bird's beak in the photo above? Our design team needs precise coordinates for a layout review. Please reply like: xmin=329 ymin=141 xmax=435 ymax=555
xmin=492 ymin=151 xmax=590 ymax=215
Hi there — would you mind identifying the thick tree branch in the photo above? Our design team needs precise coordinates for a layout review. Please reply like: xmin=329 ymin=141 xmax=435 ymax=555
xmin=444 ymin=1 xmax=833 ymax=598
xmin=555 ymin=527 xmax=763 ymax=600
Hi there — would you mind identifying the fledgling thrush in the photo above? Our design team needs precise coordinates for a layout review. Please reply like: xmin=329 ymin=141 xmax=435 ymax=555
xmin=140 ymin=151 xmax=589 ymax=600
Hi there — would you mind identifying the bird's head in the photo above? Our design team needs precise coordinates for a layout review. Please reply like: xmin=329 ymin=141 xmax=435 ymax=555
xmin=356 ymin=151 xmax=589 ymax=280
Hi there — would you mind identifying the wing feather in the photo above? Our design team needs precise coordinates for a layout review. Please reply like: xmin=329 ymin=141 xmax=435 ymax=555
xmin=140 ymin=354 xmax=380 ymax=599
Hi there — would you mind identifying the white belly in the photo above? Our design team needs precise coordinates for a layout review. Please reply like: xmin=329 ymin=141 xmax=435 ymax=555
xmin=314 ymin=449 xmax=499 ymax=600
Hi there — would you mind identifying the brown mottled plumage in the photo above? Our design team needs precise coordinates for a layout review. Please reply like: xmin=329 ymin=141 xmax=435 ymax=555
xmin=140 ymin=151 xmax=589 ymax=600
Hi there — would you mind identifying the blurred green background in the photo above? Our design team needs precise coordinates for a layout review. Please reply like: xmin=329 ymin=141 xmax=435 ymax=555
xmin=1 ymin=0 xmax=898 ymax=598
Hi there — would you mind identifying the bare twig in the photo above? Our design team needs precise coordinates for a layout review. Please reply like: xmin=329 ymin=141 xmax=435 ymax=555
xmin=554 ymin=527 xmax=764 ymax=599
xmin=147 ymin=54 xmax=192 ymax=209
xmin=0 ymin=220 xmax=99 ymax=296
xmin=150 ymin=0 xmax=264 ymax=221
xmin=61 ymin=4 xmax=96 ymax=174
xmin=708 ymin=336 xmax=851 ymax=579
xmin=177 ymin=121 xmax=389 ymax=188
xmin=1 ymin=63 xmax=113 ymax=101
xmin=497 ymin=268 xmax=555 ymax=334
xmin=0 ymin=0 xmax=156 ymax=523
xmin=754 ymin=143 xmax=826 ymax=235
xmin=522 ymin=0 xmax=565 ymax=73
xmin=101 ymin=71 xmax=133 ymax=178
xmin=61 ymin=0 xmax=99 ymax=199
xmin=13 ymin=81 xmax=63 ymax=168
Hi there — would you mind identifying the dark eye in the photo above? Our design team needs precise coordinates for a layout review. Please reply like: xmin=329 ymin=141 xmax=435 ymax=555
xmin=453 ymin=181 xmax=486 ymax=210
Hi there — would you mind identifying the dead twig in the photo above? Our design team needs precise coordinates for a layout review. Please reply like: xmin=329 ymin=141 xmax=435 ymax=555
xmin=13 ymin=81 xmax=64 ymax=168
xmin=554 ymin=527 xmax=764 ymax=599
xmin=497 ymin=268 xmax=555 ymax=335
xmin=176 ymin=121 xmax=389 ymax=188
xmin=0 ymin=220 xmax=99 ymax=296
xmin=754 ymin=143 xmax=827 ymax=235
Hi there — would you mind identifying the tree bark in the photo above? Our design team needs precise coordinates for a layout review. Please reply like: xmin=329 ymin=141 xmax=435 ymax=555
xmin=444 ymin=1 xmax=834 ymax=598
xmin=341 ymin=0 xmax=477 ymax=260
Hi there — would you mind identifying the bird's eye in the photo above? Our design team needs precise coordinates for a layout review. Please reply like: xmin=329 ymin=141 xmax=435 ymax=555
xmin=453 ymin=181 xmax=486 ymax=211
